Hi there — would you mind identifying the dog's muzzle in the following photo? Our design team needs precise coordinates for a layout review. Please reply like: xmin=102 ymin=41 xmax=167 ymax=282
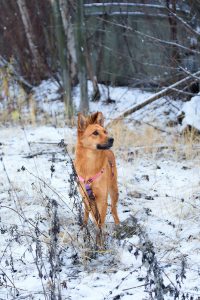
xmin=97 ymin=138 xmax=114 ymax=150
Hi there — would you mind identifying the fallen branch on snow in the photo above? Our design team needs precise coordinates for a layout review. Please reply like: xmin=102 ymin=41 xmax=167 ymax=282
xmin=107 ymin=70 xmax=200 ymax=126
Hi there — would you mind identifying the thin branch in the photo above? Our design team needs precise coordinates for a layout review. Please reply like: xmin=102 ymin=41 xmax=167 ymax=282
xmin=179 ymin=66 xmax=200 ymax=81
xmin=24 ymin=167 xmax=77 ymax=216
xmin=0 ymin=205 xmax=48 ymax=239
xmin=97 ymin=17 xmax=200 ymax=55
xmin=122 ymin=283 xmax=149 ymax=291
xmin=135 ymin=30 xmax=200 ymax=55
xmin=167 ymin=9 xmax=200 ymax=38
xmin=163 ymin=86 xmax=196 ymax=96
xmin=23 ymin=151 xmax=61 ymax=159
xmin=0 ymin=268 xmax=19 ymax=291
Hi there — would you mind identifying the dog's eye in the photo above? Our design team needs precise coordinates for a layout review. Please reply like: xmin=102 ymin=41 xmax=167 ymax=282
xmin=93 ymin=130 xmax=99 ymax=136
xmin=104 ymin=130 xmax=107 ymax=134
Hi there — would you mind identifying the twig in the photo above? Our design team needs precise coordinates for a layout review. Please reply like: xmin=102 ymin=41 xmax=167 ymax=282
xmin=23 ymin=151 xmax=59 ymax=159
xmin=122 ymin=283 xmax=149 ymax=291
xmin=0 ymin=268 xmax=19 ymax=292
xmin=24 ymin=167 xmax=77 ymax=216
xmin=179 ymin=66 xmax=200 ymax=81
xmin=23 ymin=151 xmax=45 ymax=158
xmin=29 ymin=141 xmax=61 ymax=145
xmin=167 ymin=9 xmax=200 ymax=38
xmin=0 ymin=206 xmax=48 ymax=239
xmin=135 ymin=30 xmax=200 ymax=55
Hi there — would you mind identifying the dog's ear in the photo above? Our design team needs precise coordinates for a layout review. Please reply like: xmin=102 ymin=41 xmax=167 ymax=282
xmin=96 ymin=112 xmax=104 ymax=127
xmin=90 ymin=112 xmax=104 ymax=126
xmin=89 ymin=112 xmax=98 ymax=124
xmin=78 ymin=113 xmax=87 ymax=131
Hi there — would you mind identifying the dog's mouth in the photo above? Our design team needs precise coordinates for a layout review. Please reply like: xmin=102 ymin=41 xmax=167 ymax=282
xmin=97 ymin=139 xmax=114 ymax=150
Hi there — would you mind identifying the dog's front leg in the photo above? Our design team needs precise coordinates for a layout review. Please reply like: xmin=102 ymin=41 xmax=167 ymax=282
xmin=93 ymin=192 xmax=108 ymax=247
xmin=109 ymin=182 xmax=120 ymax=225
xmin=93 ymin=189 xmax=108 ymax=228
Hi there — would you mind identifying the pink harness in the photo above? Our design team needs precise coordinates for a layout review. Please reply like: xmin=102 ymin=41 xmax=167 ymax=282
xmin=78 ymin=168 xmax=105 ymax=200
xmin=77 ymin=160 xmax=114 ymax=200
xmin=78 ymin=168 xmax=105 ymax=184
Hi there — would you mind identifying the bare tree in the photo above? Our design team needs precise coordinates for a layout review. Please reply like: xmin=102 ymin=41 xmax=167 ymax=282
xmin=59 ymin=0 xmax=78 ymax=86
xmin=51 ymin=0 xmax=73 ymax=120
xmin=166 ymin=0 xmax=180 ymax=71
xmin=16 ymin=0 xmax=44 ymax=70
xmin=1 ymin=0 xmax=199 ymax=103
xmin=76 ymin=0 xmax=89 ymax=113
xmin=85 ymin=42 xmax=101 ymax=102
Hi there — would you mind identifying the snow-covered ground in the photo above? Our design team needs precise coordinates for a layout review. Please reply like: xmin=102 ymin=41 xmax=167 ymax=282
xmin=1 ymin=125 xmax=200 ymax=300
xmin=1 ymin=82 xmax=200 ymax=299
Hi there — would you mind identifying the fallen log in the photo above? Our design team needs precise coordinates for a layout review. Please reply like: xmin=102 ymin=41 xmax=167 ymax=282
xmin=107 ymin=70 xmax=200 ymax=126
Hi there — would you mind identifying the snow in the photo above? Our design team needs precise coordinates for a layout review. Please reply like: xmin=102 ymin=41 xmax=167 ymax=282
xmin=73 ymin=81 xmax=183 ymax=130
xmin=33 ymin=79 xmax=60 ymax=103
xmin=0 ymin=127 xmax=200 ymax=300
xmin=1 ymin=80 xmax=200 ymax=299
xmin=30 ymin=79 xmax=183 ymax=130
xmin=31 ymin=79 xmax=63 ymax=118
xmin=180 ymin=92 xmax=200 ymax=131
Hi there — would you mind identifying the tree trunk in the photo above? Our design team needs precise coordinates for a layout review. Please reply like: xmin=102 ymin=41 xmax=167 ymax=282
xmin=76 ymin=0 xmax=89 ymax=113
xmin=51 ymin=0 xmax=73 ymax=120
xmin=16 ymin=0 xmax=43 ymax=68
xmin=166 ymin=0 xmax=180 ymax=71
xmin=59 ymin=0 xmax=78 ymax=86
xmin=85 ymin=43 xmax=100 ymax=102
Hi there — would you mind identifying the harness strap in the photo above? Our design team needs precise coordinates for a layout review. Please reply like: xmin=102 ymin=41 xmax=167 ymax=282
xmin=77 ymin=168 xmax=105 ymax=201
xmin=77 ymin=160 xmax=114 ymax=201
xmin=78 ymin=168 xmax=104 ymax=185
xmin=85 ymin=183 xmax=95 ymax=200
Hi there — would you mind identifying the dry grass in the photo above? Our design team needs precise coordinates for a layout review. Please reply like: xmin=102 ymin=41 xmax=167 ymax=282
xmin=172 ymin=127 xmax=200 ymax=160
xmin=107 ymin=120 xmax=200 ymax=161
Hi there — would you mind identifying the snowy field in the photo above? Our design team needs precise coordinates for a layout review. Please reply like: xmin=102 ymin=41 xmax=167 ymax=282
xmin=1 ymin=83 xmax=200 ymax=299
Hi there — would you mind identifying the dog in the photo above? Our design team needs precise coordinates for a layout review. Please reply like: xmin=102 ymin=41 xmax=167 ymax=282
xmin=74 ymin=112 xmax=120 ymax=230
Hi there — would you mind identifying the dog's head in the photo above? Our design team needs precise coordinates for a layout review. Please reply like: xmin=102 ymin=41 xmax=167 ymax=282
xmin=77 ymin=112 xmax=114 ymax=150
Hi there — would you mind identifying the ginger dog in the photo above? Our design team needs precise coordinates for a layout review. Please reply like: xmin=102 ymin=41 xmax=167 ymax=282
xmin=74 ymin=112 xmax=120 ymax=229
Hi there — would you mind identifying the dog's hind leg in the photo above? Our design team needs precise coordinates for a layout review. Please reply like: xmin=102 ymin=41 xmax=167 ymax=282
xmin=109 ymin=182 xmax=120 ymax=225
xmin=106 ymin=151 xmax=120 ymax=225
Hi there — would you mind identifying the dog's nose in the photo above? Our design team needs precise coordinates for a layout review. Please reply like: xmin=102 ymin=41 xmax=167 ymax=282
xmin=108 ymin=137 xmax=114 ymax=144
